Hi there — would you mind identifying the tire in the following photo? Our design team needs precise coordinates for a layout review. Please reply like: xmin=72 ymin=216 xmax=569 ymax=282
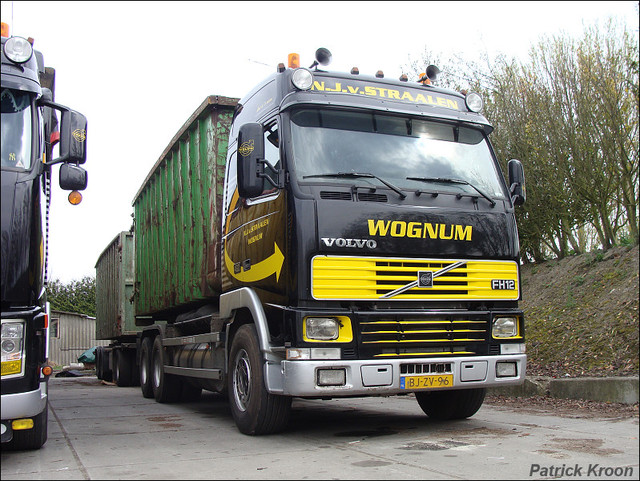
xmin=139 ymin=337 xmax=155 ymax=398
xmin=6 ymin=403 xmax=48 ymax=450
xmin=95 ymin=346 xmax=104 ymax=380
xmin=102 ymin=348 xmax=113 ymax=382
xmin=228 ymin=324 xmax=291 ymax=435
xmin=113 ymin=349 xmax=133 ymax=387
xmin=415 ymin=388 xmax=486 ymax=420
xmin=151 ymin=336 xmax=182 ymax=403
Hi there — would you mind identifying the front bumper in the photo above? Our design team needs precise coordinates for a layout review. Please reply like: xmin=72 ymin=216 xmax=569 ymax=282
xmin=1 ymin=381 xmax=48 ymax=420
xmin=266 ymin=354 xmax=526 ymax=397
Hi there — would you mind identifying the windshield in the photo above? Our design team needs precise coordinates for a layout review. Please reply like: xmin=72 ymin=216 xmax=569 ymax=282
xmin=290 ymin=109 xmax=506 ymax=199
xmin=1 ymin=88 xmax=33 ymax=170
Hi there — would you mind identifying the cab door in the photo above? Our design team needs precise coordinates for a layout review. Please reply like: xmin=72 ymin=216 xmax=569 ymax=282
xmin=222 ymin=121 xmax=286 ymax=296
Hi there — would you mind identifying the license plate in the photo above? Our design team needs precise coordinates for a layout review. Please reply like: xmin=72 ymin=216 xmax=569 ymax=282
xmin=400 ymin=374 xmax=453 ymax=390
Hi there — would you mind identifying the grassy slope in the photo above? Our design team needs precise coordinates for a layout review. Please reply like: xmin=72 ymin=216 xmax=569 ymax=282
xmin=521 ymin=245 xmax=639 ymax=377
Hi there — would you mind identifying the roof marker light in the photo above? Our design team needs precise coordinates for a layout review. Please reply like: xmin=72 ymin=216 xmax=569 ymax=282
xmin=350 ymin=67 xmax=359 ymax=75
xmin=288 ymin=53 xmax=300 ymax=69
xmin=375 ymin=70 xmax=384 ymax=78
xmin=418 ymin=73 xmax=431 ymax=85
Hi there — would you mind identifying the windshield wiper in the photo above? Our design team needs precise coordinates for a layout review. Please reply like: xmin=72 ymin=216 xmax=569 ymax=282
xmin=304 ymin=172 xmax=406 ymax=199
xmin=407 ymin=176 xmax=496 ymax=207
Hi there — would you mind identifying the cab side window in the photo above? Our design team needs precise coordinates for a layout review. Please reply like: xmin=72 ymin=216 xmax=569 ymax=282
xmin=261 ymin=123 xmax=279 ymax=196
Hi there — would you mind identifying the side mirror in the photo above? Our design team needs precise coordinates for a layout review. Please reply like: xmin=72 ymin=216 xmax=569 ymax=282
xmin=60 ymin=163 xmax=88 ymax=191
xmin=58 ymin=109 xmax=87 ymax=164
xmin=38 ymin=99 xmax=87 ymax=165
xmin=508 ymin=159 xmax=526 ymax=206
xmin=237 ymin=123 xmax=265 ymax=198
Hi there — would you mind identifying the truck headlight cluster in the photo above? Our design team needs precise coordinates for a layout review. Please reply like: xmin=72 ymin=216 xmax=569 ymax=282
xmin=2 ymin=321 xmax=25 ymax=376
xmin=303 ymin=316 xmax=353 ymax=342
xmin=305 ymin=317 xmax=339 ymax=340
xmin=492 ymin=316 xmax=519 ymax=338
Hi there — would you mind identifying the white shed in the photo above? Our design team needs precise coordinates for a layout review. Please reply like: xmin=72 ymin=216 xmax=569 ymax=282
xmin=48 ymin=310 xmax=109 ymax=367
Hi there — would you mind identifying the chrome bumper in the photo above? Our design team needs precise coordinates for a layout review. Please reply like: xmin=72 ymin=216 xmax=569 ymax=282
xmin=1 ymin=382 xmax=48 ymax=420
xmin=265 ymin=354 xmax=526 ymax=397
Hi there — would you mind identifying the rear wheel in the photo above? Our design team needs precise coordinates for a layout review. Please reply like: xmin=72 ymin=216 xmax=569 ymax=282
xmin=228 ymin=324 xmax=291 ymax=435
xmin=6 ymin=403 xmax=48 ymax=450
xmin=113 ymin=349 xmax=133 ymax=387
xmin=139 ymin=337 xmax=154 ymax=398
xmin=96 ymin=346 xmax=112 ymax=382
xmin=95 ymin=346 xmax=104 ymax=380
xmin=151 ymin=336 xmax=182 ymax=403
xmin=415 ymin=388 xmax=486 ymax=420
xmin=100 ymin=347 xmax=113 ymax=382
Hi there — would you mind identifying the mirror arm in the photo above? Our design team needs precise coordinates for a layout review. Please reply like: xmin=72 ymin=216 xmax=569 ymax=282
xmin=259 ymin=160 xmax=284 ymax=189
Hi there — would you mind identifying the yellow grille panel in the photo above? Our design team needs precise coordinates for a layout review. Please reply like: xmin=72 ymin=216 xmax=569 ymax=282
xmin=359 ymin=317 xmax=489 ymax=358
xmin=312 ymin=256 xmax=519 ymax=301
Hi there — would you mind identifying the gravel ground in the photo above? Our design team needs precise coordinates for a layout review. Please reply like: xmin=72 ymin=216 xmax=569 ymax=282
xmin=485 ymin=394 xmax=639 ymax=419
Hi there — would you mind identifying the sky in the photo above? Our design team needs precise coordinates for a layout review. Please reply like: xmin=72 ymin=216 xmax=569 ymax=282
xmin=1 ymin=1 xmax=638 ymax=284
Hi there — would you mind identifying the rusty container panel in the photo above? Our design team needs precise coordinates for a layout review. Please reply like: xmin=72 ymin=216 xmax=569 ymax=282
xmin=132 ymin=96 xmax=238 ymax=318
xmin=95 ymin=231 xmax=138 ymax=339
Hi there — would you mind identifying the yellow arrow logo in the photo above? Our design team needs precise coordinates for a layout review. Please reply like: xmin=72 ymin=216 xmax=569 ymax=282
xmin=225 ymin=242 xmax=285 ymax=283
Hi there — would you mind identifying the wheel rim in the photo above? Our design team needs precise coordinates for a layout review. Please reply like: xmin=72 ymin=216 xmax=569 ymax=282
xmin=232 ymin=348 xmax=251 ymax=412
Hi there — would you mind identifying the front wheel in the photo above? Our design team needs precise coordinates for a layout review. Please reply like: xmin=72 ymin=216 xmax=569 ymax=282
xmin=228 ymin=324 xmax=291 ymax=435
xmin=415 ymin=388 xmax=486 ymax=420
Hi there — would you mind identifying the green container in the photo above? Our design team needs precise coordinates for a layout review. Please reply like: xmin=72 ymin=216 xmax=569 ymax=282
xmin=132 ymin=96 xmax=238 ymax=317
xmin=95 ymin=231 xmax=137 ymax=339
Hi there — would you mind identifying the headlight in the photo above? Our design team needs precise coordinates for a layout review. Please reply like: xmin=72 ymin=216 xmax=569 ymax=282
xmin=291 ymin=68 xmax=313 ymax=90
xmin=305 ymin=317 xmax=339 ymax=340
xmin=2 ymin=321 xmax=25 ymax=377
xmin=465 ymin=92 xmax=483 ymax=112
xmin=492 ymin=317 xmax=518 ymax=338
xmin=3 ymin=36 xmax=33 ymax=64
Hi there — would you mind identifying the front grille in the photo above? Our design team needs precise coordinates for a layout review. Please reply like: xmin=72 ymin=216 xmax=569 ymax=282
xmin=312 ymin=256 xmax=519 ymax=301
xmin=357 ymin=312 xmax=489 ymax=358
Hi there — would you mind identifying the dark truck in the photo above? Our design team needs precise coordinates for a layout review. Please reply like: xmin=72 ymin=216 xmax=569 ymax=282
xmin=1 ymin=23 xmax=88 ymax=449
xmin=96 ymin=49 xmax=526 ymax=435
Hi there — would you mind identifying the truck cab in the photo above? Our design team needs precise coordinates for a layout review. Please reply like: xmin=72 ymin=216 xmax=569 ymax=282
xmin=1 ymin=24 xmax=88 ymax=450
